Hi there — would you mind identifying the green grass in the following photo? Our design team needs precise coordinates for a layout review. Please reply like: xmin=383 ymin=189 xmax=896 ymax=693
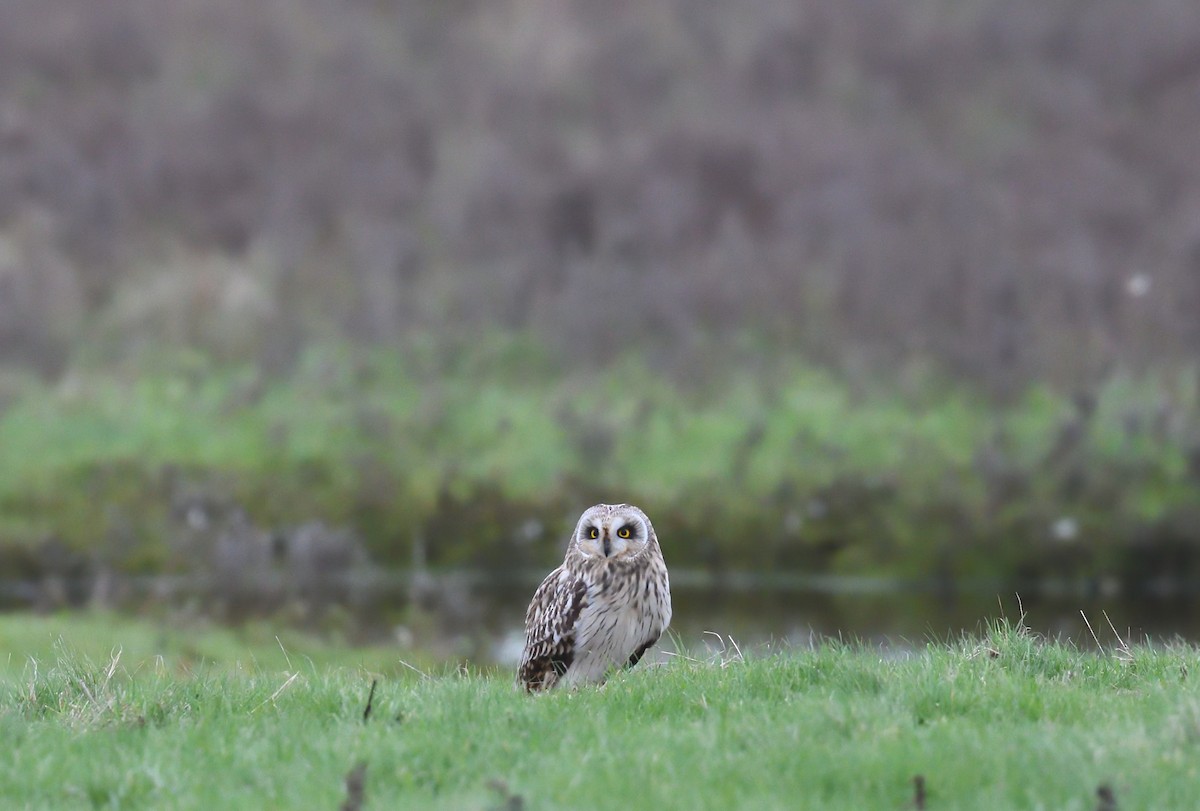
xmin=0 ymin=614 xmax=430 ymax=683
xmin=2 ymin=613 xmax=1199 ymax=809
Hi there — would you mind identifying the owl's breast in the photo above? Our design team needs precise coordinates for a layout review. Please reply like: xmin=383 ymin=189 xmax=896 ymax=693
xmin=563 ymin=563 xmax=668 ymax=685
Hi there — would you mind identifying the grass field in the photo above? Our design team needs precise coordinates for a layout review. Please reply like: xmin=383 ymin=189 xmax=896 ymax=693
xmin=2 ymin=613 xmax=1198 ymax=810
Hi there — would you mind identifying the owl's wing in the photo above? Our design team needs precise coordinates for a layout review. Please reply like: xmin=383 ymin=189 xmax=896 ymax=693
xmin=517 ymin=565 xmax=588 ymax=691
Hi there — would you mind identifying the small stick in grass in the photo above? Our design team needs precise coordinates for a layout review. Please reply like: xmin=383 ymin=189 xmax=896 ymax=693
xmin=340 ymin=762 xmax=367 ymax=811
xmin=912 ymin=775 xmax=926 ymax=809
xmin=486 ymin=778 xmax=525 ymax=811
xmin=362 ymin=679 xmax=378 ymax=723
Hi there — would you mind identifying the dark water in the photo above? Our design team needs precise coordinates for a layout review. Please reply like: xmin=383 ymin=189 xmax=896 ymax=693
xmin=666 ymin=587 xmax=1196 ymax=648
xmin=5 ymin=570 xmax=1198 ymax=663
xmin=475 ymin=573 xmax=1200 ymax=664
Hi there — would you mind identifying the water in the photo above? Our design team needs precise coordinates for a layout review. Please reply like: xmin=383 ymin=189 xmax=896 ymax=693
xmin=475 ymin=573 xmax=1200 ymax=665
xmin=5 ymin=570 xmax=1197 ymax=663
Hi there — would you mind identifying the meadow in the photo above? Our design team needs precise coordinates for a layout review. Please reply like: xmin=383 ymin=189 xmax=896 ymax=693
xmin=2 ymin=613 xmax=1198 ymax=810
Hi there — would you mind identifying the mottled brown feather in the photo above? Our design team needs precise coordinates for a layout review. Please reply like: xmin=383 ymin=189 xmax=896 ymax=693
xmin=517 ymin=567 xmax=587 ymax=691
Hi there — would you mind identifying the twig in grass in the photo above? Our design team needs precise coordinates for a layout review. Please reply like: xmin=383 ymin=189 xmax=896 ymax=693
xmin=339 ymin=762 xmax=367 ymax=811
xmin=270 ymin=672 xmax=300 ymax=702
xmin=702 ymin=631 xmax=745 ymax=667
xmin=659 ymin=649 xmax=705 ymax=665
xmin=659 ymin=632 xmax=705 ymax=666
xmin=75 ymin=649 xmax=123 ymax=709
xmin=103 ymin=648 xmax=122 ymax=686
xmin=252 ymin=672 xmax=300 ymax=713
xmin=1095 ymin=783 xmax=1117 ymax=811
xmin=362 ymin=679 xmax=378 ymax=723
xmin=1081 ymin=610 xmax=1135 ymax=663
xmin=1006 ymin=592 xmax=1033 ymax=638
xmin=661 ymin=630 xmax=748 ymax=668
xmin=911 ymin=775 xmax=927 ymax=810
xmin=486 ymin=778 xmax=525 ymax=811
xmin=1081 ymin=610 xmax=1102 ymax=649
xmin=1102 ymin=611 xmax=1134 ymax=664
xmin=396 ymin=657 xmax=429 ymax=680
xmin=999 ymin=592 xmax=1030 ymax=634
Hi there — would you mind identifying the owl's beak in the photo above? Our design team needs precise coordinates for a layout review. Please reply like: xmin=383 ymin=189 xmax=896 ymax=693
xmin=602 ymin=535 xmax=612 ymax=557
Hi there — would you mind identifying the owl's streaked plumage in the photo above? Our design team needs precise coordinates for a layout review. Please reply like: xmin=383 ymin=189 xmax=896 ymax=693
xmin=518 ymin=503 xmax=671 ymax=691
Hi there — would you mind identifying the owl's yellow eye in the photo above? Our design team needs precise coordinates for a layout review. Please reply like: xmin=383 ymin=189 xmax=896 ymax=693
xmin=588 ymin=527 xmax=600 ymax=539
xmin=617 ymin=526 xmax=632 ymax=539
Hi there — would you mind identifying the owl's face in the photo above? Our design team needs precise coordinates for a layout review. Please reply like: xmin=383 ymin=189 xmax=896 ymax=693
xmin=572 ymin=503 xmax=654 ymax=561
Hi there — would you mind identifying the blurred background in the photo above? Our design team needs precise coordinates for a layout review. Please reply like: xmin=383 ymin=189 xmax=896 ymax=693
xmin=2 ymin=0 xmax=1200 ymax=662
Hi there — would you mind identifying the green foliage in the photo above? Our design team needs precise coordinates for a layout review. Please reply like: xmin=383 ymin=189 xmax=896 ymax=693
xmin=2 ymin=615 xmax=1199 ymax=809
xmin=1 ymin=343 xmax=1199 ymax=581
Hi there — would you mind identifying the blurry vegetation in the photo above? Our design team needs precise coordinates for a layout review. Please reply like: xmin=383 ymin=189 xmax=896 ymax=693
xmin=4 ymin=0 xmax=1200 ymax=385
xmin=2 ymin=0 xmax=1200 ymax=591
xmin=1 ymin=343 xmax=1199 ymax=591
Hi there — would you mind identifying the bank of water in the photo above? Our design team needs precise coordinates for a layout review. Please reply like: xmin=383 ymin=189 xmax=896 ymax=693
xmin=4 ymin=569 xmax=1196 ymax=666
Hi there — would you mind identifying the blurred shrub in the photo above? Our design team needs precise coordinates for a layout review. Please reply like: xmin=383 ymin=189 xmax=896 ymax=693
xmin=2 ymin=345 xmax=1199 ymax=586
xmin=0 ymin=0 xmax=1198 ymax=393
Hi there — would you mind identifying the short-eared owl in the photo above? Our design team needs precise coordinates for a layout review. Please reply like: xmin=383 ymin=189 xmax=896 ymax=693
xmin=518 ymin=503 xmax=671 ymax=691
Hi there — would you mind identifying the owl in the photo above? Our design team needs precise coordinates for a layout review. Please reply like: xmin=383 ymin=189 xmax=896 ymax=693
xmin=518 ymin=503 xmax=672 ymax=691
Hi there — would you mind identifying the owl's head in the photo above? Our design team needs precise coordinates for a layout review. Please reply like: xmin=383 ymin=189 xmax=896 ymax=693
xmin=571 ymin=503 xmax=656 ymax=561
